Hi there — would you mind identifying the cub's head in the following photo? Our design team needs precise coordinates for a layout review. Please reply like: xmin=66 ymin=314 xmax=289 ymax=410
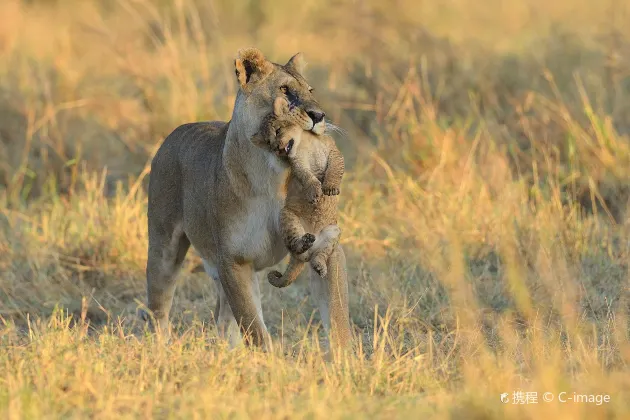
xmin=233 ymin=48 xmax=326 ymax=140
xmin=251 ymin=96 xmax=305 ymax=159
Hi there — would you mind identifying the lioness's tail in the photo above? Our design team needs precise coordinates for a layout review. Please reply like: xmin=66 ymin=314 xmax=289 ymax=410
xmin=268 ymin=257 xmax=305 ymax=288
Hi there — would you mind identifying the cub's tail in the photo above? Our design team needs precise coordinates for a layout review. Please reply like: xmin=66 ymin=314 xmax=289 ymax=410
xmin=268 ymin=257 xmax=305 ymax=288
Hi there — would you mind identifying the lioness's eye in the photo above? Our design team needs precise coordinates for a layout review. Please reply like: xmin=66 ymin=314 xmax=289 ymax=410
xmin=308 ymin=86 xmax=314 ymax=92
xmin=279 ymin=86 xmax=288 ymax=94
xmin=275 ymin=128 xmax=282 ymax=136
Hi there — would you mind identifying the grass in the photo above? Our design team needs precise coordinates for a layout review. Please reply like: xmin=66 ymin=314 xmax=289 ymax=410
xmin=2 ymin=0 xmax=630 ymax=418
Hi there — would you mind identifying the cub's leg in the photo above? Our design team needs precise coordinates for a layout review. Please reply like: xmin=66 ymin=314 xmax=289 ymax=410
xmin=280 ymin=207 xmax=315 ymax=255
xmin=288 ymin=154 xmax=322 ymax=205
xmin=309 ymin=225 xmax=341 ymax=278
xmin=321 ymin=144 xmax=345 ymax=196
xmin=144 ymin=222 xmax=190 ymax=333
xmin=309 ymin=243 xmax=352 ymax=354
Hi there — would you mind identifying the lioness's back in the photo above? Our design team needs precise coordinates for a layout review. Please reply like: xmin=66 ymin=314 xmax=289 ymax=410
xmin=152 ymin=121 xmax=228 ymax=163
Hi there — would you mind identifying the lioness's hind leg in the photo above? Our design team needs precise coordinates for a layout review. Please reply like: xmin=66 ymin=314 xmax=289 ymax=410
xmin=144 ymin=223 xmax=190 ymax=332
xmin=309 ymin=243 xmax=352 ymax=354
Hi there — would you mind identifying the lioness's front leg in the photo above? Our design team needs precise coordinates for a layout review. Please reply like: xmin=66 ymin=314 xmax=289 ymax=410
xmin=203 ymin=260 xmax=243 ymax=348
xmin=217 ymin=258 xmax=270 ymax=349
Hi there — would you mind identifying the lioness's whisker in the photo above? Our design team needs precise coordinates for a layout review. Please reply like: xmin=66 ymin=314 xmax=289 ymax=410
xmin=325 ymin=122 xmax=348 ymax=138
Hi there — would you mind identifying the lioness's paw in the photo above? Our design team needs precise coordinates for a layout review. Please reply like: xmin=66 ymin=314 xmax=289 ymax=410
xmin=305 ymin=181 xmax=323 ymax=205
xmin=322 ymin=185 xmax=340 ymax=196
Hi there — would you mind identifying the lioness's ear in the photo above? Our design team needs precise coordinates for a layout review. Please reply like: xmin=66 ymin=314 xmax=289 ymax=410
xmin=285 ymin=52 xmax=307 ymax=75
xmin=234 ymin=47 xmax=274 ymax=91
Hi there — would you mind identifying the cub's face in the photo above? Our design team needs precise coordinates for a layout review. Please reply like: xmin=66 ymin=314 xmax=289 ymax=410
xmin=251 ymin=96 xmax=305 ymax=158
xmin=274 ymin=121 xmax=304 ymax=159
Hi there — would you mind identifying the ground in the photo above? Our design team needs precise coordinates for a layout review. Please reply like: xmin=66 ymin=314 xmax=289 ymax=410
xmin=1 ymin=0 xmax=630 ymax=418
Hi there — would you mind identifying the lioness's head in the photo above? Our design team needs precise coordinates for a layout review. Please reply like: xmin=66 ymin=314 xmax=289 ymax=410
xmin=233 ymin=48 xmax=326 ymax=140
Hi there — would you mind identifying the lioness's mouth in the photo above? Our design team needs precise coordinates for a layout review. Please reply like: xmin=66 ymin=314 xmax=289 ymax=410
xmin=309 ymin=120 xmax=325 ymax=134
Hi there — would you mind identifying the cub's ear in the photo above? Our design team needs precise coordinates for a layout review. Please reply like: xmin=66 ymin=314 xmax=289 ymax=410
xmin=273 ymin=96 xmax=290 ymax=117
xmin=234 ymin=47 xmax=274 ymax=92
xmin=285 ymin=52 xmax=307 ymax=75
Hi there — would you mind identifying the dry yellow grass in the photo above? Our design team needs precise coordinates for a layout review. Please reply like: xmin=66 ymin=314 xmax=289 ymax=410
xmin=2 ymin=0 xmax=630 ymax=418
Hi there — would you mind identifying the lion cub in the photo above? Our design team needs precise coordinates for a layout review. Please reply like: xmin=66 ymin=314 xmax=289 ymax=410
xmin=251 ymin=97 xmax=344 ymax=288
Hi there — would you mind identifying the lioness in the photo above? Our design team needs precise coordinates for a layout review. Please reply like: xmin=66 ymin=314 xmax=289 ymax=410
xmin=143 ymin=48 xmax=352 ymax=352
xmin=251 ymin=96 xmax=345 ymax=287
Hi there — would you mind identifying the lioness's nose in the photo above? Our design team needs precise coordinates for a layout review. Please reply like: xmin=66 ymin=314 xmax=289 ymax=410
xmin=307 ymin=110 xmax=325 ymax=124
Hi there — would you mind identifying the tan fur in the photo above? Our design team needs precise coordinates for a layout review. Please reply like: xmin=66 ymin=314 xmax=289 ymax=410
xmin=251 ymin=97 xmax=352 ymax=350
xmin=251 ymin=97 xmax=345 ymax=278
xmin=234 ymin=48 xmax=274 ymax=92
xmin=141 ymin=48 xmax=350 ymax=352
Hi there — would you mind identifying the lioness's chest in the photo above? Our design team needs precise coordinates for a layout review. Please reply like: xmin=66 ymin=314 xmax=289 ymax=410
xmin=228 ymin=197 xmax=286 ymax=269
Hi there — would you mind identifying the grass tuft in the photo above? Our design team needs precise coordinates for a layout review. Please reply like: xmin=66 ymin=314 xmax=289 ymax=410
xmin=2 ymin=0 xmax=630 ymax=417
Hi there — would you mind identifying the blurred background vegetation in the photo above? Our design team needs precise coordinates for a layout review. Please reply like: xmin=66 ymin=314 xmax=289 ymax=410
xmin=1 ymin=0 xmax=630 ymax=416
xmin=2 ymin=0 xmax=630 ymax=206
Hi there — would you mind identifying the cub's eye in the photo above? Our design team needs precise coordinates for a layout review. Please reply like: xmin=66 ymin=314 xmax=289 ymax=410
xmin=275 ymin=128 xmax=282 ymax=137
xmin=279 ymin=86 xmax=288 ymax=94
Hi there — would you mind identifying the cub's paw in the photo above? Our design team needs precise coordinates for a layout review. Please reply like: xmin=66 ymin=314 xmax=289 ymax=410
xmin=305 ymin=181 xmax=323 ymax=205
xmin=290 ymin=233 xmax=315 ymax=254
xmin=312 ymin=260 xmax=328 ymax=278
xmin=300 ymin=232 xmax=316 ymax=248
xmin=322 ymin=185 xmax=340 ymax=196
